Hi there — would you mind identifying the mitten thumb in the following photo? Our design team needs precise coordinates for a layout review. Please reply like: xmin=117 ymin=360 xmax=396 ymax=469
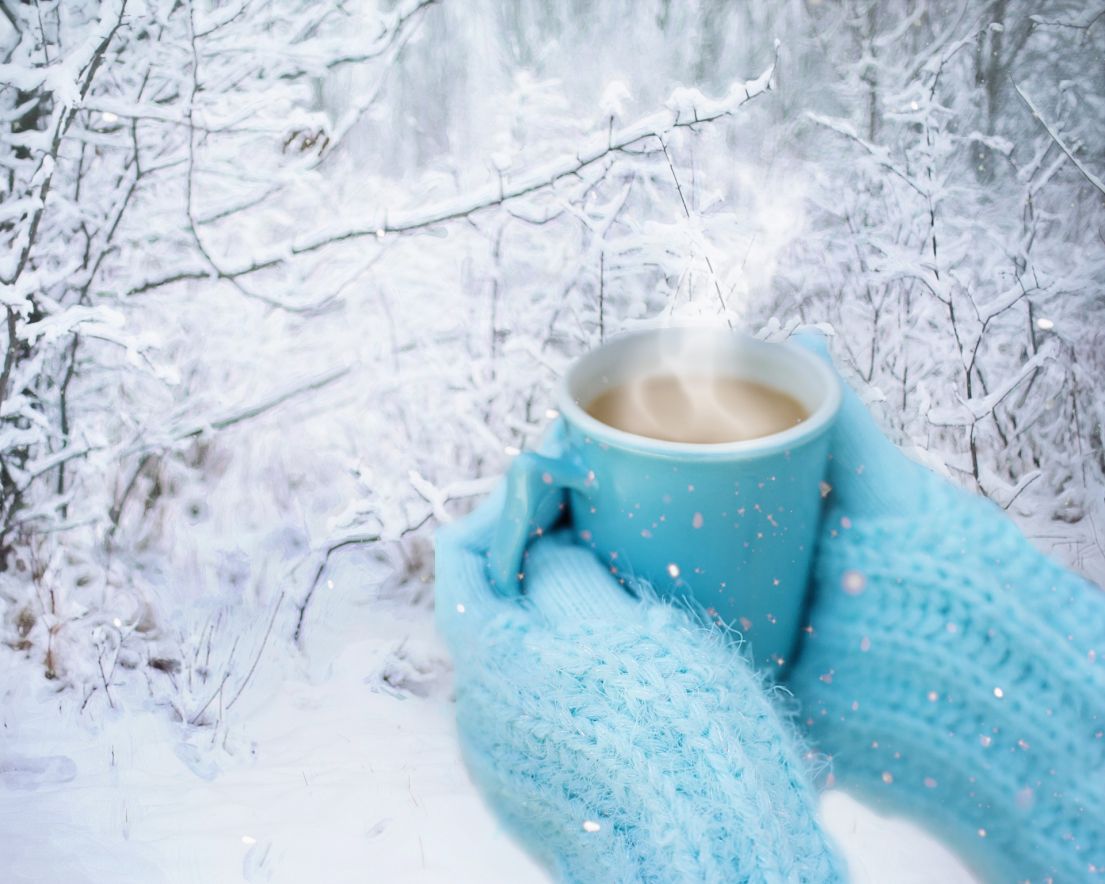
xmin=791 ymin=331 xmax=937 ymax=517
xmin=435 ymin=487 xmax=640 ymax=660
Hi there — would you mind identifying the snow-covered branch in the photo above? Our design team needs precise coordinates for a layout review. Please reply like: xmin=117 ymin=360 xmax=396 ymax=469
xmin=3 ymin=0 xmax=1103 ymax=741
xmin=1013 ymin=82 xmax=1105 ymax=197
xmin=131 ymin=62 xmax=775 ymax=293
xmin=929 ymin=349 xmax=1054 ymax=426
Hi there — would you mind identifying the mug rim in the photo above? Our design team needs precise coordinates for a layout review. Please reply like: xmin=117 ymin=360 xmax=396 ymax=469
xmin=555 ymin=327 xmax=842 ymax=461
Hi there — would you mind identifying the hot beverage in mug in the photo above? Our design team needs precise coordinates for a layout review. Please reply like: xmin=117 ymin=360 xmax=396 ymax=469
xmin=585 ymin=373 xmax=808 ymax=444
xmin=488 ymin=327 xmax=841 ymax=669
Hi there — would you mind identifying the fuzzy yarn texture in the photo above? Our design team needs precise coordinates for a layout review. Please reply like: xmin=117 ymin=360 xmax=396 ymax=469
xmin=434 ymin=336 xmax=1105 ymax=883
xmin=436 ymin=501 xmax=844 ymax=884
xmin=785 ymin=363 xmax=1105 ymax=884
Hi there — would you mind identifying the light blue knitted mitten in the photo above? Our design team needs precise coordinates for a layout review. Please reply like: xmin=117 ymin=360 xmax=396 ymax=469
xmin=786 ymin=344 xmax=1105 ymax=883
xmin=435 ymin=495 xmax=844 ymax=884
xmin=434 ymin=335 xmax=1104 ymax=883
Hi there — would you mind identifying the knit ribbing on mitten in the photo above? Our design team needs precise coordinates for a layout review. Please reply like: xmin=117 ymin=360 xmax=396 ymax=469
xmin=789 ymin=477 xmax=1105 ymax=883
xmin=446 ymin=545 xmax=844 ymax=884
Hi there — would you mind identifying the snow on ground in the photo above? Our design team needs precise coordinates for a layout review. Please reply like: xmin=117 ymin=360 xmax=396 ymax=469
xmin=1 ymin=558 xmax=977 ymax=883
xmin=0 ymin=561 xmax=544 ymax=884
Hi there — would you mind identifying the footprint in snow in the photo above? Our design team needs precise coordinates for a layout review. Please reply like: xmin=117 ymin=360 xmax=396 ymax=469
xmin=0 ymin=754 xmax=78 ymax=790
xmin=173 ymin=742 xmax=220 ymax=781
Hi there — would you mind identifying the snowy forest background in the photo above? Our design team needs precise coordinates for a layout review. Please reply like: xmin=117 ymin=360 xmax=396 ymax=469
xmin=1 ymin=0 xmax=1104 ymax=879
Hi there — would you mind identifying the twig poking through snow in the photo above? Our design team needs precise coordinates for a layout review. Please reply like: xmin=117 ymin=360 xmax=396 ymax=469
xmin=226 ymin=592 xmax=285 ymax=713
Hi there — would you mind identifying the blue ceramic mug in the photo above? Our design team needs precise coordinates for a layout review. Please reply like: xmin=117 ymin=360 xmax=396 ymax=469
xmin=489 ymin=327 xmax=841 ymax=669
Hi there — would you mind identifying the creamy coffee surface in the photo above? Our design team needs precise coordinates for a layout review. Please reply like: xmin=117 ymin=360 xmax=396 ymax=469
xmin=584 ymin=374 xmax=807 ymax=443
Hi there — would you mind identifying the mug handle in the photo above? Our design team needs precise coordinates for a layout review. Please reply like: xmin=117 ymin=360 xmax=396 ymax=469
xmin=487 ymin=421 xmax=597 ymax=596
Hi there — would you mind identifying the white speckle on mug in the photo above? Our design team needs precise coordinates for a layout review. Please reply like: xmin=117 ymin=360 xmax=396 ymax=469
xmin=842 ymin=570 xmax=866 ymax=595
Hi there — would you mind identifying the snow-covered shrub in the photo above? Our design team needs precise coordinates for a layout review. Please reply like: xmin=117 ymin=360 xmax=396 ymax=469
xmin=1 ymin=0 xmax=1101 ymax=722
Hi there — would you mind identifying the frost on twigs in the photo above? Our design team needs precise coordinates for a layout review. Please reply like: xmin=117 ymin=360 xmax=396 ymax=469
xmin=1 ymin=1 xmax=1103 ymax=736
xmin=0 ymin=0 xmax=438 ymax=720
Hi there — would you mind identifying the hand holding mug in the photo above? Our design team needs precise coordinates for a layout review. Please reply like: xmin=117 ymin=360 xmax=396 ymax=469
xmin=488 ymin=327 xmax=841 ymax=669
xmin=435 ymin=329 xmax=1105 ymax=884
